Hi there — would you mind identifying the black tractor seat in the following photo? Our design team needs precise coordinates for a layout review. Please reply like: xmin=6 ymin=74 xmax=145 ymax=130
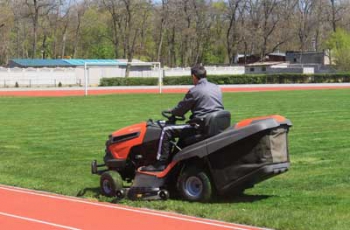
xmin=180 ymin=110 xmax=231 ymax=147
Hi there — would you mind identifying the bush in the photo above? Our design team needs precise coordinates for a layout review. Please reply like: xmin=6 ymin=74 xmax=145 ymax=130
xmin=100 ymin=77 xmax=158 ymax=86
xmin=164 ymin=74 xmax=350 ymax=85
xmin=99 ymin=73 xmax=350 ymax=86
xmin=163 ymin=76 xmax=192 ymax=85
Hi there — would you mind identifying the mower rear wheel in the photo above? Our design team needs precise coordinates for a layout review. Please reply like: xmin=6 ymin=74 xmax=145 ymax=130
xmin=177 ymin=166 xmax=212 ymax=202
xmin=100 ymin=171 xmax=123 ymax=197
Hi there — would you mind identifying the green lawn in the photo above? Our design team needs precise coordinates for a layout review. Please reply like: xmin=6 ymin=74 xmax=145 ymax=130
xmin=0 ymin=89 xmax=349 ymax=230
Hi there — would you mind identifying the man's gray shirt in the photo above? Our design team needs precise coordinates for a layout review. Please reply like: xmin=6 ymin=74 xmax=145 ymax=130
xmin=171 ymin=78 xmax=224 ymax=119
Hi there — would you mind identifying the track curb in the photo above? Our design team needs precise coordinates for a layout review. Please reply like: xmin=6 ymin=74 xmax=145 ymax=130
xmin=0 ymin=83 xmax=349 ymax=97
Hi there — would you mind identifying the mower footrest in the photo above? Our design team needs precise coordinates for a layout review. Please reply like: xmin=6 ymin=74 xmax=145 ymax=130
xmin=91 ymin=160 xmax=107 ymax=175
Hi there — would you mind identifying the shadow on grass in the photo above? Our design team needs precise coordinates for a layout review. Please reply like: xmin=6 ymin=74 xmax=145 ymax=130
xmin=76 ymin=187 xmax=100 ymax=198
xmin=76 ymin=187 xmax=272 ymax=204
xmin=167 ymin=191 xmax=272 ymax=204
xmin=210 ymin=193 xmax=272 ymax=204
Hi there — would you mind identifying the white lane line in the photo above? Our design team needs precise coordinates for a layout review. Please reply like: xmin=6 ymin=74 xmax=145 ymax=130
xmin=0 ymin=185 xmax=267 ymax=230
xmin=0 ymin=211 xmax=81 ymax=230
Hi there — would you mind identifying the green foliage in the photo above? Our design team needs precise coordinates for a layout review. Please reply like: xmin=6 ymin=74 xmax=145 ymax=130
xmin=90 ymin=43 xmax=115 ymax=59
xmin=163 ymin=76 xmax=193 ymax=85
xmin=207 ymin=73 xmax=349 ymax=84
xmin=3 ymin=0 xmax=350 ymax=67
xmin=79 ymin=8 xmax=115 ymax=59
xmin=202 ymin=46 xmax=226 ymax=64
xmin=0 ymin=90 xmax=350 ymax=230
xmin=312 ymin=73 xmax=350 ymax=83
xmin=327 ymin=29 xmax=350 ymax=71
xmin=100 ymin=77 xmax=158 ymax=86
xmin=100 ymin=74 xmax=350 ymax=86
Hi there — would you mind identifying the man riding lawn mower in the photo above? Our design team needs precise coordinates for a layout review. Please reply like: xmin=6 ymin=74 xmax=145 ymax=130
xmin=91 ymin=65 xmax=292 ymax=201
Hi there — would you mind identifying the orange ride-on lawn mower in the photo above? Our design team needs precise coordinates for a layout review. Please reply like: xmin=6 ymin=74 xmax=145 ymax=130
xmin=91 ymin=110 xmax=292 ymax=202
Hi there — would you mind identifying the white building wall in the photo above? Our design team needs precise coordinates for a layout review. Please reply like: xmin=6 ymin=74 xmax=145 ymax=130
xmin=0 ymin=66 xmax=246 ymax=87
xmin=164 ymin=66 xmax=245 ymax=76
xmin=245 ymin=65 xmax=316 ymax=74
xmin=0 ymin=67 xmax=78 ymax=87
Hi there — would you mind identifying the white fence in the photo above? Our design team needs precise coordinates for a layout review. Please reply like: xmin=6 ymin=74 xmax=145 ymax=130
xmin=0 ymin=66 xmax=246 ymax=88
xmin=0 ymin=67 xmax=79 ymax=87
xmin=0 ymin=64 xmax=330 ymax=88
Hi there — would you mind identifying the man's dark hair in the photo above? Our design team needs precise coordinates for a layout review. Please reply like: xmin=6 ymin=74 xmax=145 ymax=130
xmin=191 ymin=64 xmax=207 ymax=79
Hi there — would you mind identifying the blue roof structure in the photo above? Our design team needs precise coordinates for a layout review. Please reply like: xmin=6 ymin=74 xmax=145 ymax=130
xmin=64 ymin=59 xmax=123 ymax=66
xmin=10 ymin=59 xmax=71 ymax=67
xmin=9 ymin=59 xmax=127 ymax=68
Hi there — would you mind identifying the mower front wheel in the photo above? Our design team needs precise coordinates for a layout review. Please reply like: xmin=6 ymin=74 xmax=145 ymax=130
xmin=100 ymin=171 xmax=123 ymax=197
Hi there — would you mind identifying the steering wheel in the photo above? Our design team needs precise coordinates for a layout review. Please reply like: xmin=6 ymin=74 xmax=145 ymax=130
xmin=162 ymin=110 xmax=186 ymax=122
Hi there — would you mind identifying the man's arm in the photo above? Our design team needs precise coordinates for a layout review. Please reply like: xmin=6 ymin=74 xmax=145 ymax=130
xmin=171 ymin=91 xmax=195 ymax=116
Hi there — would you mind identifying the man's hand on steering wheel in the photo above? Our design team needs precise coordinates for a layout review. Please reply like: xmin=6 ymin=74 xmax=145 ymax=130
xmin=162 ymin=110 xmax=185 ymax=124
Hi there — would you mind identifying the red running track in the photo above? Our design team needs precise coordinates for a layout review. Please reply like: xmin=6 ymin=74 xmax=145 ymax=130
xmin=0 ymin=84 xmax=349 ymax=97
xmin=0 ymin=185 xmax=267 ymax=230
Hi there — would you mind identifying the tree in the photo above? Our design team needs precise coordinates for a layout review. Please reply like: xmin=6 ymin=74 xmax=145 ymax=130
xmin=175 ymin=0 xmax=194 ymax=66
xmin=259 ymin=0 xmax=284 ymax=58
xmin=79 ymin=7 xmax=114 ymax=58
xmin=202 ymin=1 xmax=226 ymax=64
xmin=23 ymin=0 xmax=58 ymax=58
xmin=186 ymin=0 xmax=213 ymax=65
xmin=2 ymin=0 xmax=350 ymax=68
xmin=154 ymin=0 xmax=169 ymax=62
xmin=295 ymin=0 xmax=317 ymax=52
xmin=0 ymin=1 xmax=14 ymax=64
xmin=328 ymin=0 xmax=347 ymax=32
xmin=59 ymin=1 xmax=73 ymax=58
xmin=120 ymin=0 xmax=152 ymax=77
xmin=267 ymin=0 xmax=298 ymax=53
xmin=163 ymin=0 xmax=180 ymax=67
xmin=225 ymin=0 xmax=245 ymax=64
xmin=311 ymin=0 xmax=330 ymax=52
xmin=327 ymin=28 xmax=350 ymax=71
xmin=102 ymin=0 xmax=124 ymax=58
xmin=71 ymin=0 xmax=87 ymax=58
xmin=330 ymin=0 xmax=337 ymax=32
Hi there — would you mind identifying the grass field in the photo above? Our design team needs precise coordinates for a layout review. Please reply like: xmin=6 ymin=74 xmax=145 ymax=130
xmin=0 ymin=89 xmax=349 ymax=230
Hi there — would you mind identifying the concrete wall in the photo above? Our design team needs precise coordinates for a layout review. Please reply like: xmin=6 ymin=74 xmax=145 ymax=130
xmin=0 ymin=66 xmax=245 ymax=87
xmin=245 ymin=65 xmax=315 ymax=74
xmin=0 ymin=67 xmax=78 ymax=87
xmin=286 ymin=51 xmax=328 ymax=65
xmin=0 ymin=64 xmax=334 ymax=88
xmin=244 ymin=62 xmax=336 ymax=74
xmin=0 ymin=67 xmax=163 ymax=87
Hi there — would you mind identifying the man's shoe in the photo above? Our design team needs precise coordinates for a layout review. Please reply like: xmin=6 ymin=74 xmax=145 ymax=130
xmin=141 ymin=162 xmax=166 ymax=172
